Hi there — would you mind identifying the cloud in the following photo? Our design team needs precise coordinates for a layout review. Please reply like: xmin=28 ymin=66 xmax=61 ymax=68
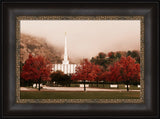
xmin=20 ymin=20 xmax=140 ymax=63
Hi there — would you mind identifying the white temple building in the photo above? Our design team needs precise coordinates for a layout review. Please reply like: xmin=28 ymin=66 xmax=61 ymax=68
xmin=52 ymin=32 xmax=77 ymax=74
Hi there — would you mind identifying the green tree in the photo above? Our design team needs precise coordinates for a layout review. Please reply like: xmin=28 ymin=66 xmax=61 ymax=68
xmin=126 ymin=50 xmax=140 ymax=63
xmin=126 ymin=51 xmax=132 ymax=57
xmin=98 ymin=52 xmax=106 ymax=59
xmin=50 ymin=71 xmax=72 ymax=86
xmin=50 ymin=71 xmax=64 ymax=86
xmin=90 ymin=52 xmax=108 ymax=70
xmin=116 ymin=52 xmax=121 ymax=59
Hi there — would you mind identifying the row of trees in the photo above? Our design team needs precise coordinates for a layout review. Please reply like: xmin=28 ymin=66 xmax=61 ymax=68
xmin=21 ymin=51 xmax=140 ymax=91
xmin=20 ymin=54 xmax=72 ymax=90
xmin=72 ymin=56 xmax=140 ymax=91
xmin=90 ymin=50 xmax=140 ymax=70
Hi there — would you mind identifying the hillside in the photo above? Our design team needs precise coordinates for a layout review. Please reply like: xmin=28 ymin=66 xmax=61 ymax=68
xmin=20 ymin=33 xmax=63 ymax=64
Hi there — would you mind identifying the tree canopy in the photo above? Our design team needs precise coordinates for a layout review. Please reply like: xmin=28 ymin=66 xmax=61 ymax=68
xmin=71 ymin=59 xmax=101 ymax=91
xmin=103 ymin=56 xmax=140 ymax=91
xmin=21 ymin=54 xmax=52 ymax=90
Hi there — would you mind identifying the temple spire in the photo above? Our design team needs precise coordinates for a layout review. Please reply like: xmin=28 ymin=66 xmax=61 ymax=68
xmin=63 ymin=32 xmax=69 ymax=64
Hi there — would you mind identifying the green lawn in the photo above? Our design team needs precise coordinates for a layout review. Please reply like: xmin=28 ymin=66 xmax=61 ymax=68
xmin=20 ymin=91 xmax=140 ymax=99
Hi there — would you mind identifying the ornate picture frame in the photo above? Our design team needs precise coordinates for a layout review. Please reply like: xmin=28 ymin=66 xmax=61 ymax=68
xmin=16 ymin=16 xmax=144 ymax=103
xmin=1 ymin=1 xmax=159 ymax=118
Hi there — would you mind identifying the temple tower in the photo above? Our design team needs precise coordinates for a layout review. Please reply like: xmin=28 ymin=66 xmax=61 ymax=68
xmin=62 ymin=32 xmax=69 ymax=64
xmin=53 ymin=32 xmax=77 ymax=74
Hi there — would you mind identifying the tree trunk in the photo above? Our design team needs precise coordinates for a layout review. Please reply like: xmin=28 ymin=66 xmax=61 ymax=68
xmin=36 ymin=82 xmax=37 ymax=88
xmin=127 ymin=84 xmax=129 ymax=92
xmin=28 ymin=80 xmax=31 ymax=86
xmin=68 ymin=82 xmax=70 ymax=87
xmin=38 ymin=78 xmax=41 ymax=91
xmin=84 ymin=80 xmax=86 ymax=92
xmin=103 ymin=80 xmax=105 ymax=88
xmin=96 ymin=80 xmax=98 ymax=87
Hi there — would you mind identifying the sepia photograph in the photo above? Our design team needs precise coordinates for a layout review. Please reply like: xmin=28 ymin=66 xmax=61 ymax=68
xmin=17 ymin=16 xmax=143 ymax=103
xmin=2 ymin=1 xmax=159 ymax=118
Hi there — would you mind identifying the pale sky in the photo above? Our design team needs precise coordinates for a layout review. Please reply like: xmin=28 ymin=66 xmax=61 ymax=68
xmin=20 ymin=20 xmax=140 ymax=63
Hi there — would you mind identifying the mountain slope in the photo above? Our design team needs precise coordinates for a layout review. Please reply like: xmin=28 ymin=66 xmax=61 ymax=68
xmin=20 ymin=33 xmax=63 ymax=64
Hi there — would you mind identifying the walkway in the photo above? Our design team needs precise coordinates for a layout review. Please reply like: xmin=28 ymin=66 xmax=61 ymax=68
xmin=20 ymin=87 xmax=140 ymax=92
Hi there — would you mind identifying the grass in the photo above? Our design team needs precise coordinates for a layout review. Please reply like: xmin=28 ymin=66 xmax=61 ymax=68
xmin=20 ymin=91 xmax=140 ymax=99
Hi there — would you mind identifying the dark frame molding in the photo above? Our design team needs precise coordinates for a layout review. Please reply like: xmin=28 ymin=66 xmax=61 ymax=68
xmin=1 ymin=0 xmax=159 ymax=118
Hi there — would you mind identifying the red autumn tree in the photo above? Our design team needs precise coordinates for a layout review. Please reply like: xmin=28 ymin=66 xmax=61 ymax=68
xmin=99 ymin=70 xmax=112 ymax=86
xmin=71 ymin=59 xmax=101 ymax=91
xmin=21 ymin=54 xmax=52 ymax=91
xmin=108 ymin=56 xmax=140 ymax=91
